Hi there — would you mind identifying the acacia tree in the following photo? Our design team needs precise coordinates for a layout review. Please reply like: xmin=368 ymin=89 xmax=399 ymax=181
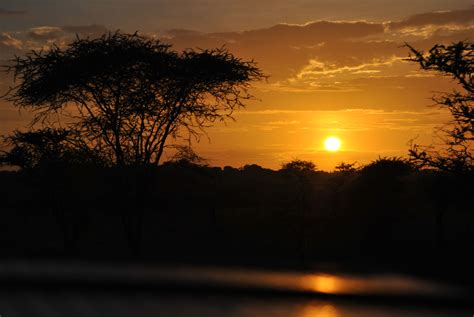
xmin=405 ymin=42 xmax=473 ymax=173
xmin=4 ymin=32 xmax=264 ymax=166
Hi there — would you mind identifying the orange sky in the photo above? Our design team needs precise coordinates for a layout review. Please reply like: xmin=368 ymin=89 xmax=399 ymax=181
xmin=0 ymin=5 xmax=472 ymax=170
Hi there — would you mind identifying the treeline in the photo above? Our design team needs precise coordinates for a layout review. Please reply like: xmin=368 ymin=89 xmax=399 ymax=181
xmin=0 ymin=159 xmax=472 ymax=267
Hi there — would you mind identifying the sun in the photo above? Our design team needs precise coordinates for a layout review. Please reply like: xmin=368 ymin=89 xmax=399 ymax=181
xmin=324 ymin=137 xmax=342 ymax=152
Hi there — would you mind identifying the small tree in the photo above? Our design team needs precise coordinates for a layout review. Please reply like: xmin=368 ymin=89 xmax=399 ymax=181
xmin=3 ymin=32 xmax=264 ymax=167
xmin=405 ymin=42 xmax=473 ymax=173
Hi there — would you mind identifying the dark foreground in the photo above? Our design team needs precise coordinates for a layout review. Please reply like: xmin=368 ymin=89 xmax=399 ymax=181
xmin=1 ymin=165 xmax=472 ymax=264
xmin=0 ymin=164 xmax=473 ymax=315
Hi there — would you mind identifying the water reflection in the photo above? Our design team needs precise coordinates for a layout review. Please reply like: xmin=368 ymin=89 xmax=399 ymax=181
xmin=0 ymin=261 xmax=471 ymax=317
xmin=298 ymin=273 xmax=455 ymax=296
xmin=168 ymin=267 xmax=456 ymax=297
xmin=298 ymin=303 xmax=340 ymax=317
xmin=303 ymin=275 xmax=340 ymax=294
xmin=0 ymin=261 xmax=462 ymax=297
xmin=293 ymin=300 xmax=465 ymax=317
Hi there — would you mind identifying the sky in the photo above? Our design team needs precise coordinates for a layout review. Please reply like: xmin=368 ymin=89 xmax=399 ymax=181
xmin=0 ymin=1 xmax=473 ymax=170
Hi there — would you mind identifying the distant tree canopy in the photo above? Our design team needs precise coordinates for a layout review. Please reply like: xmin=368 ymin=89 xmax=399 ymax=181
xmin=335 ymin=162 xmax=359 ymax=173
xmin=163 ymin=145 xmax=208 ymax=167
xmin=280 ymin=159 xmax=317 ymax=174
xmin=361 ymin=156 xmax=414 ymax=176
xmin=2 ymin=32 xmax=264 ymax=167
xmin=406 ymin=42 xmax=473 ymax=173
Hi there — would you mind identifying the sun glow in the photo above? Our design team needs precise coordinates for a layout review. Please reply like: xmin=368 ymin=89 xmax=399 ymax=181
xmin=324 ymin=137 xmax=342 ymax=152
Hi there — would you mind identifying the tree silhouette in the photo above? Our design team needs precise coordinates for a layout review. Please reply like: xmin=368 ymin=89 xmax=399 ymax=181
xmin=361 ymin=156 xmax=414 ymax=176
xmin=280 ymin=159 xmax=317 ymax=174
xmin=335 ymin=161 xmax=359 ymax=173
xmin=4 ymin=32 xmax=264 ymax=166
xmin=163 ymin=145 xmax=208 ymax=167
xmin=405 ymin=42 xmax=473 ymax=173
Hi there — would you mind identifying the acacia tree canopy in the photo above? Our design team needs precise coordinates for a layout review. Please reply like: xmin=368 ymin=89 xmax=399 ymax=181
xmin=4 ymin=32 xmax=264 ymax=166
xmin=405 ymin=42 xmax=473 ymax=173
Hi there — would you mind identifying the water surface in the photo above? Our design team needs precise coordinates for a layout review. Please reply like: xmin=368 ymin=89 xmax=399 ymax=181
xmin=0 ymin=262 xmax=471 ymax=317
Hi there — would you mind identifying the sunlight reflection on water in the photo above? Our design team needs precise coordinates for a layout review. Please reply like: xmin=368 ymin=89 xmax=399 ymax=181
xmin=302 ymin=275 xmax=340 ymax=294
xmin=297 ymin=273 xmax=454 ymax=296
xmin=0 ymin=262 xmax=470 ymax=317
xmin=163 ymin=267 xmax=457 ymax=297
xmin=297 ymin=303 xmax=340 ymax=317
xmin=0 ymin=261 xmax=462 ymax=297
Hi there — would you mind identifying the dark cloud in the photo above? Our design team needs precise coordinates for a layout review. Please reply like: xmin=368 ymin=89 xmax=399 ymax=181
xmin=389 ymin=7 xmax=474 ymax=30
xmin=1 ymin=0 xmax=473 ymax=34
xmin=0 ymin=8 xmax=26 ymax=16
xmin=164 ymin=29 xmax=203 ymax=38
xmin=234 ymin=21 xmax=384 ymax=44
xmin=167 ymin=21 xmax=384 ymax=46
xmin=62 ymin=24 xmax=107 ymax=37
